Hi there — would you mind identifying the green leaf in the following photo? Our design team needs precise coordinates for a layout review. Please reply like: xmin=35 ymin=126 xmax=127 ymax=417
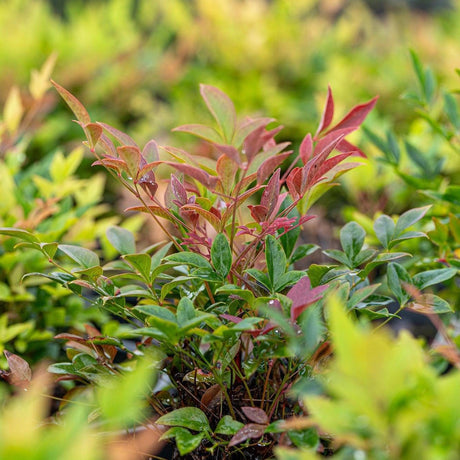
xmin=275 ymin=271 xmax=305 ymax=292
xmin=394 ymin=206 xmax=430 ymax=236
xmin=134 ymin=304 xmax=177 ymax=324
xmin=156 ymin=407 xmax=210 ymax=432
xmin=123 ymin=253 xmax=151 ymax=280
xmin=323 ymin=249 xmax=350 ymax=267
xmin=444 ymin=92 xmax=460 ymax=130
xmin=410 ymin=50 xmax=425 ymax=95
xmin=106 ymin=226 xmax=136 ymax=254
xmin=215 ymin=285 xmax=255 ymax=305
xmin=290 ymin=244 xmax=319 ymax=264
xmin=353 ymin=248 xmax=377 ymax=267
xmin=374 ymin=215 xmax=395 ymax=249
xmin=215 ymin=415 xmax=244 ymax=435
xmin=164 ymin=252 xmax=212 ymax=270
xmin=245 ymin=269 xmax=271 ymax=293
xmin=200 ymin=84 xmax=236 ymax=143
xmin=0 ymin=228 xmax=40 ymax=244
xmin=340 ymin=222 xmax=365 ymax=262
xmin=160 ymin=275 xmax=198 ymax=301
xmin=211 ymin=233 xmax=232 ymax=278
xmin=408 ymin=294 xmax=453 ymax=314
xmin=347 ymin=284 xmax=381 ymax=310
xmin=266 ymin=235 xmax=287 ymax=290
xmin=412 ymin=268 xmax=457 ymax=290
xmin=287 ymin=428 xmax=319 ymax=449
xmin=176 ymin=297 xmax=195 ymax=326
xmin=405 ymin=142 xmax=431 ymax=176
xmin=389 ymin=231 xmax=427 ymax=248
xmin=161 ymin=427 xmax=204 ymax=456
xmin=173 ymin=124 xmax=222 ymax=144
xmin=307 ymin=265 xmax=334 ymax=287
xmin=387 ymin=263 xmax=412 ymax=305
xmin=58 ymin=244 xmax=99 ymax=268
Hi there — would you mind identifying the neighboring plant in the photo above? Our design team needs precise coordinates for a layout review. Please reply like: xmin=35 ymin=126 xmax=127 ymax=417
xmin=0 ymin=59 xmax=143 ymax=362
xmin=0 ymin=351 xmax=161 ymax=460
xmin=276 ymin=297 xmax=460 ymax=460
xmin=1 ymin=81 xmax=457 ymax=458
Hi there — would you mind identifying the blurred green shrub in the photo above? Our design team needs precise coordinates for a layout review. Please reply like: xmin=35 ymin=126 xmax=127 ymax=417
xmin=0 ymin=59 xmax=144 ymax=362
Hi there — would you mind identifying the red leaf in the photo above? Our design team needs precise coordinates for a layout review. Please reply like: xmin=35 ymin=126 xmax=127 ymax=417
xmin=241 ymin=406 xmax=269 ymax=424
xmin=299 ymin=133 xmax=313 ymax=164
xmin=228 ymin=424 xmax=266 ymax=447
xmin=98 ymin=133 xmax=117 ymax=157
xmin=92 ymin=157 xmax=128 ymax=175
xmin=286 ymin=167 xmax=302 ymax=199
xmin=2 ymin=351 xmax=32 ymax=389
xmin=214 ymin=143 xmax=241 ymax=164
xmin=200 ymin=384 xmax=222 ymax=410
xmin=216 ymin=154 xmax=238 ymax=195
xmin=257 ymin=151 xmax=292 ymax=184
xmin=313 ymin=128 xmax=353 ymax=159
xmin=98 ymin=122 xmax=138 ymax=148
xmin=162 ymin=162 xmax=219 ymax=189
xmin=287 ymin=276 xmax=328 ymax=321
xmin=117 ymin=145 xmax=141 ymax=177
xmin=336 ymin=138 xmax=366 ymax=158
xmin=170 ymin=175 xmax=188 ymax=206
xmin=54 ymin=333 xmax=88 ymax=343
xmin=260 ymin=169 xmax=280 ymax=217
xmin=234 ymin=117 xmax=275 ymax=148
xmin=181 ymin=204 xmax=222 ymax=230
xmin=327 ymin=96 xmax=378 ymax=134
xmin=315 ymin=85 xmax=334 ymax=136
xmin=310 ymin=152 xmax=355 ymax=184
xmin=248 ymin=204 xmax=268 ymax=223
xmin=84 ymin=122 xmax=103 ymax=150
xmin=52 ymin=80 xmax=90 ymax=125
xmin=142 ymin=139 xmax=160 ymax=163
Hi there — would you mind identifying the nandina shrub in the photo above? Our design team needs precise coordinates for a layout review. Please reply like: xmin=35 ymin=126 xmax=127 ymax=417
xmin=0 ymin=81 xmax=457 ymax=458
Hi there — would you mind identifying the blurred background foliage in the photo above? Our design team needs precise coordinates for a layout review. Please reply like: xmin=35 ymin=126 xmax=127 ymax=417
xmin=2 ymin=0 xmax=460 ymax=149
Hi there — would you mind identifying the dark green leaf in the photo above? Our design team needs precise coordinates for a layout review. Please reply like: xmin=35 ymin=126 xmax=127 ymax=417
xmin=387 ymin=262 xmax=412 ymax=305
xmin=347 ymin=284 xmax=381 ymax=310
xmin=412 ymin=268 xmax=457 ymax=290
xmin=290 ymin=244 xmax=319 ymax=264
xmin=211 ymin=233 xmax=232 ymax=278
xmin=374 ymin=215 xmax=395 ymax=249
xmin=275 ymin=271 xmax=305 ymax=292
xmin=215 ymin=415 xmax=244 ymax=435
xmin=287 ymin=428 xmax=319 ymax=449
xmin=176 ymin=297 xmax=195 ymax=326
xmin=340 ymin=222 xmax=365 ymax=262
xmin=323 ymin=249 xmax=350 ymax=267
xmin=394 ymin=206 xmax=430 ymax=236
xmin=157 ymin=407 xmax=210 ymax=432
xmin=266 ymin=235 xmax=286 ymax=290
xmin=164 ymin=252 xmax=212 ymax=270
xmin=161 ymin=427 xmax=204 ymax=456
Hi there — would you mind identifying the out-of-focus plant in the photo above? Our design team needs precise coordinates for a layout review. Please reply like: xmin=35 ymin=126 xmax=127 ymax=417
xmin=0 ymin=351 xmax=161 ymax=460
xmin=0 ymin=59 xmax=144 ymax=362
xmin=1 ymin=80 xmax=456 ymax=458
xmin=276 ymin=297 xmax=460 ymax=460
xmin=2 ymin=0 xmax=460 ymax=154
